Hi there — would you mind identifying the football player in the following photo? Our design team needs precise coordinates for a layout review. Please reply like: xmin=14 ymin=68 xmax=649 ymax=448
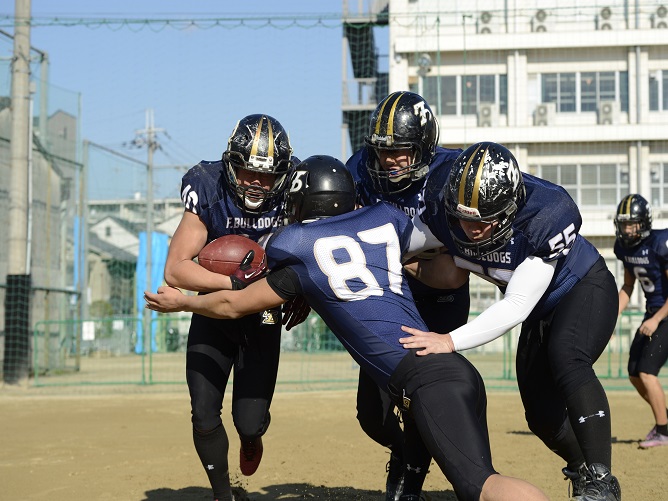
xmin=345 ymin=91 xmax=469 ymax=500
xmin=401 ymin=142 xmax=621 ymax=501
xmin=146 ymin=155 xmax=549 ymax=501
xmin=614 ymin=194 xmax=668 ymax=449
xmin=163 ymin=114 xmax=297 ymax=501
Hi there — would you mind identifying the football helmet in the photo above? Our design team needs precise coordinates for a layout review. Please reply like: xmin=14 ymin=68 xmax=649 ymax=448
xmin=285 ymin=155 xmax=356 ymax=223
xmin=614 ymin=194 xmax=652 ymax=248
xmin=222 ymin=114 xmax=294 ymax=214
xmin=444 ymin=141 xmax=525 ymax=258
xmin=364 ymin=91 xmax=439 ymax=194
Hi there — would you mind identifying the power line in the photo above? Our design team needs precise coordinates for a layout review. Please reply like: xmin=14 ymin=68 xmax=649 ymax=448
xmin=0 ymin=14 xmax=344 ymax=31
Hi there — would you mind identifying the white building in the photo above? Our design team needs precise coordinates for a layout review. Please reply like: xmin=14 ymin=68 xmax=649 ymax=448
xmin=343 ymin=0 xmax=668 ymax=310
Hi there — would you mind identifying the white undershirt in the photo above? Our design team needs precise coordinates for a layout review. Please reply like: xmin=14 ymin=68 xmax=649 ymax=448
xmin=404 ymin=214 xmax=443 ymax=260
xmin=449 ymin=256 xmax=557 ymax=351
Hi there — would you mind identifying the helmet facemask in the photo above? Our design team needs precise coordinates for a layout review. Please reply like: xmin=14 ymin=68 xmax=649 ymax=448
xmin=445 ymin=203 xmax=517 ymax=259
xmin=365 ymin=141 xmax=429 ymax=194
xmin=222 ymin=114 xmax=294 ymax=215
xmin=224 ymin=150 xmax=292 ymax=213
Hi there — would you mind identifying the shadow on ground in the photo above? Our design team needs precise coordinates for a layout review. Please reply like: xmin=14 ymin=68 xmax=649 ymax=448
xmin=142 ymin=484 xmax=458 ymax=500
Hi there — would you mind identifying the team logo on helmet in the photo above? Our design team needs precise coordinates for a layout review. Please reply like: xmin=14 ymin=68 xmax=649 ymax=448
xmin=445 ymin=142 xmax=525 ymax=258
xmin=285 ymin=155 xmax=356 ymax=223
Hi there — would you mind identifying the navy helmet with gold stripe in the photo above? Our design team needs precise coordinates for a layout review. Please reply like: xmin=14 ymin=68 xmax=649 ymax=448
xmin=614 ymin=194 xmax=652 ymax=248
xmin=364 ymin=91 xmax=438 ymax=195
xmin=223 ymin=114 xmax=294 ymax=214
xmin=445 ymin=141 xmax=525 ymax=258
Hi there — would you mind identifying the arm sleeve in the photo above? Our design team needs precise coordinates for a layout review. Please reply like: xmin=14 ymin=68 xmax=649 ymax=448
xmin=449 ymin=257 xmax=557 ymax=351
xmin=265 ymin=266 xmax=302 ymax=300
xmin=403 ymin=214 xmax=444 ymax=261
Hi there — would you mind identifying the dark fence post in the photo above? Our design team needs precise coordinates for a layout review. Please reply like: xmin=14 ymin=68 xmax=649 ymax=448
xmin=3 ymin=274 xmax=32 ymax=384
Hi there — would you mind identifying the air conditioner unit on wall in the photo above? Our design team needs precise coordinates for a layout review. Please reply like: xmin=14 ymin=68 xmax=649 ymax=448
xmin=534 ymin=102 xmax=556 ymax=126
xmin=478 ymin=11 xmax=492 ymax=34
xmin=477 ymin=102 xmax=498 ymax=127
xmin=596 ymin=6 xmax=614 ymax=30
xmin=651 ymin=5 xmax=668 ymax=29
xmin=597 ymin=100 xmax=620 ymax=125
xmin=531 ymin=9 xmax=548 ymax=32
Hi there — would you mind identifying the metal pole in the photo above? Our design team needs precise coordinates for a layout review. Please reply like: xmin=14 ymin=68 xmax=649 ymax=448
xmin=131 ymin=110 xmax=162 ymax=380
xmin=8 ymin=0 xmax=31 ymax=276
xmin=4 ymin=0 xmax=32 ymax=385
xmin=77 ymin=140 xmax=90 ymax=372
xmin=146 ymin=109 xmax=154 ymax=382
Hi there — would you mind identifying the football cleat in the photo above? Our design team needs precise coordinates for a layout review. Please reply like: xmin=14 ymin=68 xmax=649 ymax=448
xmin=570 ymin=463 xmax=621 ymax=501
xmin=643 ymin=425 xmax=657 ymax=441
xmin=639 ymin=429 xmax=668 ymax=449
xmin=385 ymin=453 xmax=404 ymax=501
xmin=239 ymin=437 xmax=263 ymax=476
xmin=563 ymin=464 xmax=587 ymax=497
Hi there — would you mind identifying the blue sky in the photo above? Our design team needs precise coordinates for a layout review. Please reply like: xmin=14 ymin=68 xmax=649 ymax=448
xmin=1 ymin=1 xmax=364 ymax=199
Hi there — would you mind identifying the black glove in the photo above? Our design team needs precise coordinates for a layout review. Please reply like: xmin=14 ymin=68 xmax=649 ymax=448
xmin=282 ymin=295 xmax=311 ymax=331
xmin=230 ymin=250 xmax=267 ymax=290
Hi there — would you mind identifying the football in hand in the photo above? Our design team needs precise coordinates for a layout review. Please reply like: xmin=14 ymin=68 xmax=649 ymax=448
xmin=197 ymin=235 xmax=266 ymax=276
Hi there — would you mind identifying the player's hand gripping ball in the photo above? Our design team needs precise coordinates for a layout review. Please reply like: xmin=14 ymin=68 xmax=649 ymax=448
xmin=197 ymin=235 xmax=267 ymax=289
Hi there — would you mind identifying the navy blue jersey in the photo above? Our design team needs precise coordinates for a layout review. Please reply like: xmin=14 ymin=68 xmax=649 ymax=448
xmin=180 ymin=160 xmax=289 ymax=246
xmin=421 ymin=169 xmax=601 ymax=319
xmin=266 ymin=203 xmax=427 ymax=388
xmin=614 ymin=229 xmax=668 ymax=311
xmin=347 ymin=146 xmax=462 ymax=219
xmin=346 ymin=146 xmax=463 ymax=297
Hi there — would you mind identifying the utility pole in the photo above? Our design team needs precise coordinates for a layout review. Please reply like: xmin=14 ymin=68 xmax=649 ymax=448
xmin=132 ymin=109 xmax=163 ymax=364
xmin=4 ymin=0 xmax=32 ymax=385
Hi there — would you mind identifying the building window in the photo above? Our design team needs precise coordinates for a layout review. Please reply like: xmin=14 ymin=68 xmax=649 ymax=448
xmin=651 ymin=162 xmax=668 ymax=206
xmin=422 ymin=75 xmax=457 ymax=114
xmin=105 ymin=226 xmax=111 ymax=237
xmin=422 ymin=74 xmax=507 ymax=116
xmin=541 ymin=73 xmax=576 ymax=112
xmin=620 ymin=71 xmax=629 ymax=112
xmin=532 ymin=163 xmax=628 ymax=207
xmin=539 ymin=164 xmax=578 ymax=201
xmin=462 ymin=75 xmax=478 ymax=115
xmin=542 ymin=71 xmax=628 ymax=113
xmin=580 ymin=164 xmax=619 ymax=205
xmin=649 ymin=70 xmax=668 ymax=111
xmin=499 ymin=75 xmax=508 ymax=114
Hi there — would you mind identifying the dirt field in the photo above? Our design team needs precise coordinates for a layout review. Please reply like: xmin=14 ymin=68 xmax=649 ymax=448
xmin=1 ymin=388 xmax=666 ymax=501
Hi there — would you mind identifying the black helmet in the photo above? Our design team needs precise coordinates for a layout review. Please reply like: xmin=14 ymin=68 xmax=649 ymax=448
xmin=445 ymin=142 xmax=525 ymax=258
xmin=364 ymin=91 xmax=439 ymax=194
xmin=286 ymin=155 xmax=356 ymax=223
xmin=614 ymin=194 xmax=652 ymax=248
xmin=222 ymin=114 xmax=294 ymax=214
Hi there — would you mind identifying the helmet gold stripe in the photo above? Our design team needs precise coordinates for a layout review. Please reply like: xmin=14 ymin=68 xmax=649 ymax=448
xmin=249 ymin=115 xmax=275 ymax=159
xmin=374 ymin=92 xmax=404 ymax=138
xmin=458 ymin=143 xmax=484 ymax=208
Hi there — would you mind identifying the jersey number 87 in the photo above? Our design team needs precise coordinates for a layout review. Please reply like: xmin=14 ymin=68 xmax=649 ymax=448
xmin=313 ymin=223 xmax=403 ymax=301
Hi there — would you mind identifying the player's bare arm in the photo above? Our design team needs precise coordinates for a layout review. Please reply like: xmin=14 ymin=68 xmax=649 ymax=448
xmin=638 ymin=268 xmax=668 ymax=337
xmin=164 ymin=211 xmax=233 ymax=292
xmin=403 ymin=252 xmax=469 ymax=289
xmin=617 ymin=267 xmax=635 ymax=316
xmin=145 ymin=278 xmax=285 ymax=319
